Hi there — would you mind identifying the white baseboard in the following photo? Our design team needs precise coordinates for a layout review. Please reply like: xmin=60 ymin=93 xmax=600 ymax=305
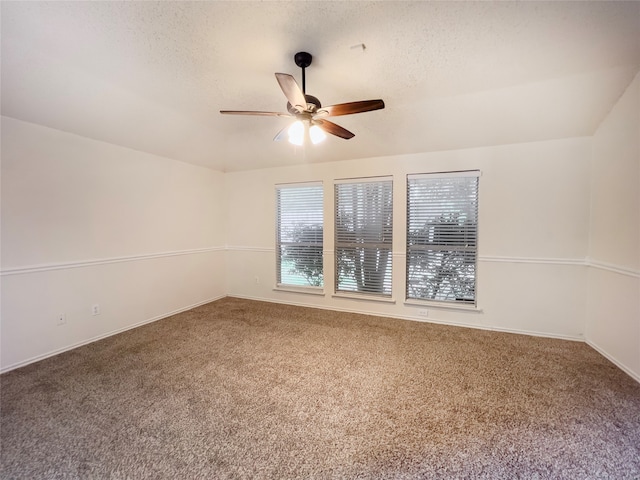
xmin=8 ymin=294 xmax=635 ymax=387
xmin=227 ymin=294 xmax=584 ymax=342
xmin=585 ymin=339 xmax=640 ymax=384
xmin=0 ymin=295 xmax=226 ymax=374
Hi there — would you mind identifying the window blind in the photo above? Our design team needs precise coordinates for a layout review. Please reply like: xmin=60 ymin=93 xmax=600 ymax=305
xmin=335 ymin=179 xmax=393 ymax=296
xmin=276 ymin=183 xmax=323 ymax=287
xmin=406 ymin=172 xmax=479 ymax=304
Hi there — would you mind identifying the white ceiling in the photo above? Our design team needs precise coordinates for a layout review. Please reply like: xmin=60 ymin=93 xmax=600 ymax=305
xmin=2 ymin=1 xmax=639 ymax=172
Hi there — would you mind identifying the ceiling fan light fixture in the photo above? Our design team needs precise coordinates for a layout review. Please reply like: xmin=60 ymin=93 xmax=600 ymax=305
xmin=288 ymin=120 xmax=305 ymax=146
xmin=309 ymin=124 xmax=327 ymax=145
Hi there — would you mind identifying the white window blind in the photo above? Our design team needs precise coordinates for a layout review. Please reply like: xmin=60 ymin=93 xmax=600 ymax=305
xmin=276 ymin=183 xmax=323 ymax=287
xmin=406 ymin=172 xmax=479 ymax=304
xmin=335 ymin=179 xmax=393 ymax=296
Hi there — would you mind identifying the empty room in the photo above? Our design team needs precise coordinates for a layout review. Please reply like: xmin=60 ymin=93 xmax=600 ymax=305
xmin=1 ymin=1 xmax=639 ymax=478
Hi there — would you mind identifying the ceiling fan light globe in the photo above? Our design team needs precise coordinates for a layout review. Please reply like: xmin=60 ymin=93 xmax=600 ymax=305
xmin=288 ymin=120 xmax=305 ymax=146
xmin=309 ymin=125 xmax=327 ymax=144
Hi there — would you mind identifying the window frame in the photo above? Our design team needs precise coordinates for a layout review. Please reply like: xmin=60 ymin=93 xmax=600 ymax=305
xmin=334 ymin=176 xmax=394 ymax=298
xmin=275 ymin=182 xmax=324 ymax=291
xmin=406 ymin=171 xmax=480 ymax=307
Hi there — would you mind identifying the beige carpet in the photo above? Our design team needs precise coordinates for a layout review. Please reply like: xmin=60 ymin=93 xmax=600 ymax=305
xmin=1 ymin=297 xmax=639 ymax=479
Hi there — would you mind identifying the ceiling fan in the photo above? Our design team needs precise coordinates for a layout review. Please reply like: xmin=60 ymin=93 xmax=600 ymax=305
xmin=220 ymin=51 xmax=385 ymax=145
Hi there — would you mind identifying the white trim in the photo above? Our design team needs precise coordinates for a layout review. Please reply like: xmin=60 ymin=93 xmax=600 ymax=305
xmin=585 ymin=339 xmax=640 ymax=384
xmin=332 ymin=293 xmax=396 ymax=304
xmin=334 ymin=175 xmax=393 ymax=184
xmin=479 ymin=255 xmax=585 ymax=266
xmin=478 ymin=255 xmax=640 ymax=278
xmin=0 ymin=247 xmax=225 ymax=276
xmin=0 ymin=295 xmax=226 ymax=374
xmin=275 ymin=181 xmax=323 ymax=189
xmin=273 ymin=286 xmax=325 ymax=296
xmin=404 ymin=300 xmax=483 ymax=313
xmin=408 ymin=170 xmax=481 ymax=180
xmin=228 ymin=294 xmax=583 ymax=342
xmin=407 ymin=317 xmax=583 ymax=342
xmin=226 ymin=250 xmax=603 ymax=271
xmin=586 ymin=258 xmax=640 ymax=279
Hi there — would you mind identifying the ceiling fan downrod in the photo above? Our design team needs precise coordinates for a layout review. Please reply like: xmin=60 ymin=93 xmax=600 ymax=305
xmin=294 ymin=51 xmax=312 ymax=94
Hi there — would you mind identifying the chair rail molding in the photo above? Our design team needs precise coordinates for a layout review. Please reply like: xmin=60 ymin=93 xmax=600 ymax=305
xmin=1 ymin=247 xmax=226 ymax=276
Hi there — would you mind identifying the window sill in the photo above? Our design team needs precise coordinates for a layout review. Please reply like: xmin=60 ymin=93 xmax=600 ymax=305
xmin=332 ymin=293 xmax=396 ymax=304
xmin=273 ymin=285 xmax=325 ymax=296
xmin=404 ymin=300 xmax=483 ymax=313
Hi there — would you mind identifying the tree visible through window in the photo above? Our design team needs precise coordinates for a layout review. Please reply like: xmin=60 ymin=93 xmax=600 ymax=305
xmin=276 ymin=183 xmax=323 ymax=288
xmin=335 ymin=179 xmax=393 ymax=296
xmin=407 ymin=172 xmax=479 ymax=304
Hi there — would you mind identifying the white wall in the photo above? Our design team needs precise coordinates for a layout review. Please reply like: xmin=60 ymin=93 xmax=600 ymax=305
xmin=225 ymin=137 xmax=591 ymax=340
xmin=1 ymin=117 xmax=226 ymax=371
xmin=586 ymin=72 xmax=640 ymax=382
xmin=4 ymin=76 xmax=637 ymax=381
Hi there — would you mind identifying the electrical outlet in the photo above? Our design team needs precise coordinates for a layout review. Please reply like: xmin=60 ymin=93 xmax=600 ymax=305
xmin=418 ymin=309 xmax=429 ymax=317
xmin=92 ymin=304 xmax=101 ymax=316
xmin=57 ymin=313 xmax=66 ymax=326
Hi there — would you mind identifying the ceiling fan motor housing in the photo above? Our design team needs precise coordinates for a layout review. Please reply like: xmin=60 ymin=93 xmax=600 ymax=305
xmin=287 ymin=94 xmax=321 ymax=115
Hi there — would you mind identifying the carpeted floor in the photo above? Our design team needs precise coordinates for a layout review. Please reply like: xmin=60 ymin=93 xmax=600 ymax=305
xmin=1 ymin=297 xmax=639 ymax=479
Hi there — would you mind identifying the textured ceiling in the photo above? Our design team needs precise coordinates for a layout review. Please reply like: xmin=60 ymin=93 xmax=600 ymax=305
xmin=2 ymin=1 xmax=639 ymax=172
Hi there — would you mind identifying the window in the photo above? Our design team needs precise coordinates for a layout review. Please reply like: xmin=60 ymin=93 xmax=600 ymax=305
xmin=406 ymin=171 xmax=479 ymax=304
xmin=276 ymin=183 xmax=324 ymax=288
xmin=335 ymin=178 xmax=393 ymax=296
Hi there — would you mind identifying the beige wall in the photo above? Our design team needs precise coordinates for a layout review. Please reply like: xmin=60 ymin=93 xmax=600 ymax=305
xmin=225 ymin=137 xmax=591 ymax=340
xmin=586 ymin=72 xmax=640 ymax=381
xmin=1 ymin=117 xmax=227 ymax=371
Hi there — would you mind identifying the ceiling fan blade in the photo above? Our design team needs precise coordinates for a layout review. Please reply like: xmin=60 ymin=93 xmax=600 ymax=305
xmin=275 ymin=73 xmax=307 ymax=112
xmin=316 ymin=99 xmax=385 ymax=118
xmin=273 ymin=125 xmax=289 ymax=142
xmin=315 ymin=119 xmax=355 ymax=139
xmin=220 ymin=110 xmax=291 ymax=117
